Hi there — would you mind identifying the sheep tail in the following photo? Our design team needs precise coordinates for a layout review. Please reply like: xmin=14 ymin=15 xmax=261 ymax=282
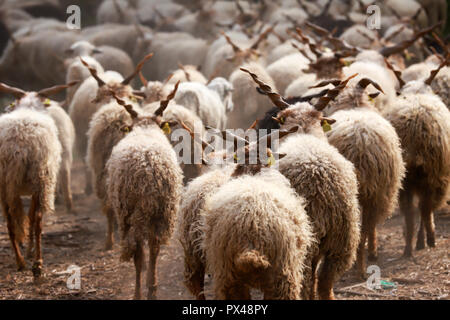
xmin=235 ymin=250 xmax=271 ymax=274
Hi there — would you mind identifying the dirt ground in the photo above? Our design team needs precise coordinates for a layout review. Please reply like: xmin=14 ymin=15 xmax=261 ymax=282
xmin=0 ymin=161 xmax=448 ymax=300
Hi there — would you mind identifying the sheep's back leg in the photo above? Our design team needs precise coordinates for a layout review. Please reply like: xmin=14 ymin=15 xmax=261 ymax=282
xmin=356 ymin=229 xmax=368 ymax=279
xmin=185 ymin=262 xmax=206 ymax=300
xmin=84 ymin=167 xmax=93 ymax=196
xmin=416 ymin=219 xmax=426 ymax=250
xmin=133 ymin=241 xmax=144 ymax=300
xmin=147 ymin=236 xmax=160 ymax=300
xmin=400 ymin=189 xmax=414 ymax=257
xmin=218 ymin=283 xmax=251 ymax=300
xmin=309 ymin=254 xmax=321 ymax=300
xmin=367 ymin=224 xmax=378 ymax=261
xmin=26 ymin=196 xmax=37 ymax=258
xmin=61 ymin=165 xmax=73 ymax=213
xmin=418 ymin=196 xmax=435 ymax=249
xmin=31 ymin=195 xmax=43 ymax=279
xmin=104 ymin=205 xmax=115 ymax=250
xmin=3 ymin=202 xmax=26 ymax=271
xmin=317 ymin=256 xmax=336 ymax=300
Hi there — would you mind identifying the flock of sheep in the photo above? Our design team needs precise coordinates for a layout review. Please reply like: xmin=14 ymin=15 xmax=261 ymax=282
xmin=0 ymin=0 xmax=449 ymax=300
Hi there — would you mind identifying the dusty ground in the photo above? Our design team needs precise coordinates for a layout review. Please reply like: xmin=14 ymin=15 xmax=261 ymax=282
xmin=0 ymin=161 xmax=448 ymax=300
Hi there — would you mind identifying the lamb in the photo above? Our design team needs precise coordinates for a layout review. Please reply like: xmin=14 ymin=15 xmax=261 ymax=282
xmin=202 ymin=158 xmax=314 ymax=299
xmin=316 ymin=74 xmax=406 ymax=277
xmin=173 ymin=78 xmax=234 ymax=130
xmin=382 ymin=58 xmax=450 ymax=256
xmin=69 ymin=53 xmax=153 ymax=195
xmin=0 ymin=81 xmax=76 ymax=279
xmin=244 ymin=69 xmax=361 ymax=299
xmin=106 ymin=83 xmax=183 ymax=299
xmin=86 ymin=99 xmax=140 ymax=250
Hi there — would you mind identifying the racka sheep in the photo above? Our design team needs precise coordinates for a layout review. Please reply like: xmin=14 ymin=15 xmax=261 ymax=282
xmin=243 ymin=69 xmax=360 ymax=299
xmin=383 ymin=58 xmax=450 ymax=256
xmin=106 ymin=83 xmax=183 ymax=299
xmin=69 ymin=53 xmax=153 ymax=195
xmin=202 ymin=149 xmax=314 ymax=299
xmin=0 ymin=81 xmax=76 ymax=278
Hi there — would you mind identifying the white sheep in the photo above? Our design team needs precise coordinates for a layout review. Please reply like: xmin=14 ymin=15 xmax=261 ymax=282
xmin=106 ymin=83 xmax=183 ymax=299
xmin=0 ymin=82 xmax=75 ymax=279
xmin=383 ymin=58 xmax=450 ymax=256
xmin=244 ymin=69 xmax=361 ymax=299
xmin=173 ymin=78 xmax=233 ymax=130
xmin=69 ymin=53 xmax=153 ymax=195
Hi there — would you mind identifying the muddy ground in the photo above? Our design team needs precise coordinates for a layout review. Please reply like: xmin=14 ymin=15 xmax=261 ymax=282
xmin=0 ymin=161 xmax=448 ymax=300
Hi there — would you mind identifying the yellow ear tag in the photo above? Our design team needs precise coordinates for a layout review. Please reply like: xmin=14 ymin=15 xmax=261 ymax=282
xmin=233 ymin=153 xmax=239 ymax=161
xmin=368 ymin=95 xmax=374 ymax=103
xmin=405 ymin=52 xmax=411 ymax=61
xmin=9 ymin=101 xmax=15 ymax=109
xmin=162 ymin=122 xmax=171 ymax=135
xmin=44 ymin=99 xmax=51 ymax=106
xmin=280 ymin=117 xmax=285 ymax=124
xmin=267 ymin=154 xmax=276 ymax=167
xmin=122 ymin=126 xmax=130 ymax=134
xmin=343 ymin=60 xmax=352 ymax=67
xmin=322 ymin=120 xmax=332 ymax=133
xmin=130 ymin=96 xmax=137 ymax=103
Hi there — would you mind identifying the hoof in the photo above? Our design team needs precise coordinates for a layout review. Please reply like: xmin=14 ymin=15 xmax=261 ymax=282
xmin=32 ymin=260 xmax=43 ymax=279
xmin=426 ymin=237 xmax=435 ymax=248
xmin=66 ymin=206 xmax=76 ymax=215
xmin=415 ymin=241 xmax=425 ymax=250
xmin=147 ymin=285 xmax=157 ymax=300
xmin=17 ymin=260 xmax=26 ymax=271
xmin=403 ymin=250 xmax=413 ymax=258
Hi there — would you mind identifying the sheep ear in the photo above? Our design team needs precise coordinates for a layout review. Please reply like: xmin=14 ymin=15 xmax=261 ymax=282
xmin=273 ymin=152 xmax=287 ymax=160
xmin=357 ymin=78 xmax=384 ymax=94
xmin=132 ymin=90 xmax=146 ymax=99
xmin=368 ymin=92 xmax=381 ymax=100
xmin=37 ymin=81 xmax=79 ymax=98
xmin=320 ymin=117 xmax=336 ymax=125
xmin=64 ymin=48 xmax=74 ymax=56
xmin=92 ymin=48 xmax=103 ymax=54
xmin=120 ymin=125 xmax=132 ymax=133
xmin=0 ymin=82 xmax=26 ymax=99
xmin=160 ymin=121 xmax=177 ymax=135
